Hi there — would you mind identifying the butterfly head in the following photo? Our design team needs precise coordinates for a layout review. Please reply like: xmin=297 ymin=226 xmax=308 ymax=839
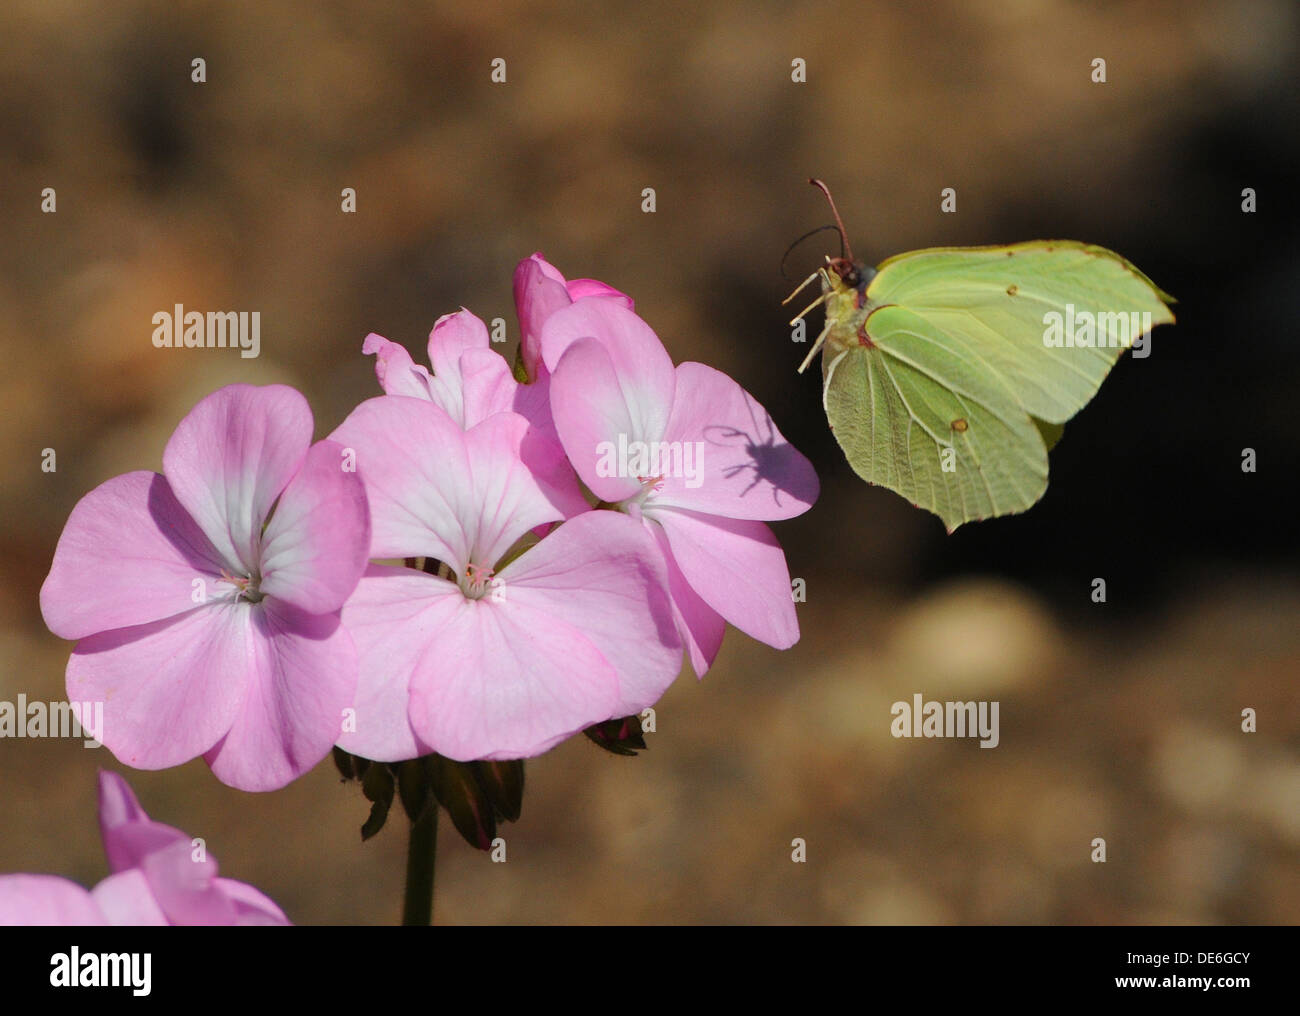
xmin=826 ymin=256 xmax=875 ymax=297
xmin=786 ymin=179 xmax=878 ymax=373
xmin=807 ymin=180 xmax=876 ymax=301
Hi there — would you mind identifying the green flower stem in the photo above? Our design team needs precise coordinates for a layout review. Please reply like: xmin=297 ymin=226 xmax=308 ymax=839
xmin=402 ymin=800 xmax=439 ymax=926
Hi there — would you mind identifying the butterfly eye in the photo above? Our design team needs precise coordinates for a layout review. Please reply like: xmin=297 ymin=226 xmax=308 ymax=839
xmin=828 ymin=257 xmax=859 ymax=287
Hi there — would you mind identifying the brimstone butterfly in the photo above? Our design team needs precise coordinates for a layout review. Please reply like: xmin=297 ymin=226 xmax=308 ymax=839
xmin=788 ymin=180 xmax=1176 ymax=532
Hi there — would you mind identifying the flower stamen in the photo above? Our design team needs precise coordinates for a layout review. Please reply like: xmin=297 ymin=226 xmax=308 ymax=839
xmin=631 ymin=474 xmax=665 ymax=505
xmin=460 ymin=562 xmax=496 ymax=600
xmin=218 ymin=567 xmax=263 ymax=603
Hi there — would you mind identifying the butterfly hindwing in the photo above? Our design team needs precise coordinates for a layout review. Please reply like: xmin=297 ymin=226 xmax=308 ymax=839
xmin=823 ymin=303 xmax=1048 ymax=532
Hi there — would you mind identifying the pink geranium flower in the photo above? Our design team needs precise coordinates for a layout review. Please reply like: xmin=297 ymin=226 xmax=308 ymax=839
xmin=330 ymin=396 xmax=681 ymax=762
xmin=40 ymin=384 xmax=371 ymax=792
xmin=541 ymin=301 xmax=819 ymax=676
xmin=0 ymin=771 xmax=288 ymax=925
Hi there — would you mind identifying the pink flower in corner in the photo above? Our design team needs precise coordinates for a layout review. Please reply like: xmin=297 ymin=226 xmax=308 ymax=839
xmin=330 ymin=396 xmax=681 ymax=762
xmin=40 ymin=384 xmax=371 ymax=792
xmin=541 ymin=300 xmax=819 ymax=676
xmin=0 ymin=771 xmax=289 ymax=925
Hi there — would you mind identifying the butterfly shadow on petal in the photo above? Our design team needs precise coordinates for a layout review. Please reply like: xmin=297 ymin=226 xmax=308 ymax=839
xmin=699 ymin=398 xmax=814 ymax=511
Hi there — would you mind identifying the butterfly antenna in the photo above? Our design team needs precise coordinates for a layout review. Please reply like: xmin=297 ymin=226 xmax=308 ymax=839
xmin=808 ymin=179 xmax=853 ymax=263
xmin=780 ymin=224 xmax=841 ymax=280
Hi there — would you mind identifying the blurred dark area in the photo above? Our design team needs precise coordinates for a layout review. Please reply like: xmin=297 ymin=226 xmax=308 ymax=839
xmin=1 ymin=0 xmax=1296 ymax=924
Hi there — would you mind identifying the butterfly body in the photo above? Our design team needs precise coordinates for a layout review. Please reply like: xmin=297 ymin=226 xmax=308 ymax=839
xmin=819 ymin=268 xmax=875 ymax=356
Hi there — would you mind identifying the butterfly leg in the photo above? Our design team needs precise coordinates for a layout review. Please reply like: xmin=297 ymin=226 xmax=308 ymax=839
xmin=781 ymin=270 xmax=821 ymax=307
xmin=797 ymin=319 xmax=833 ymax=374
xmin=788 ymin=288 xmax=834 ymax=326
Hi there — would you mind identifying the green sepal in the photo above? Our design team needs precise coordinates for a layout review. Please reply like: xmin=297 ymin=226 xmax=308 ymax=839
xmin=584 ymin=715 xmax=647 ymax=756
xmin=360 ymin=762 xmax=395 ymax=841
xmin=472 ymin=759 xmax=525 ymax=823
xmin=428 ymin=754 xmax=497 ymax=850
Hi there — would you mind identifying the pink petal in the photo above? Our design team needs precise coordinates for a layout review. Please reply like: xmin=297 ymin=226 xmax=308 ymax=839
xmin=514 ymin=254 xmax=575 ymax=382
xmin=548 ymin=337 xmax=645 ymax=503
xmin=89 ymin=869 xmax=169 ymax=925
xmin=137 ymin=838 xmax=239 ymax=925
xmin=330 ymin=398 xmax=560 ymax=571
xmin=509 ymin=371 xmax=590 ymax=519
xmin=509 ymin=365 xmax=560 ymax=439
xmin=337 ymin=565 xmax=457 ymax=762
xmin=529 ymin=252 xmax=568 ymax=286
xmin=330 ymin=396 xmax=476 ymax=566
xmin=162 ymin=384 xmax=313 ymax=576
xmin=363 ymin=333 xmax=436 ymax=399
xmin=462 ymin=411 xmax=567 ymax=568
xmin=0 ymin=875 xmax=108 ymax=926
xmin=427 ymin=308 xmax=490 ymax=379
xmin=406 ymin=595 xmax=622 ymax=761
xmin=648 ymin=508 xmax=799 ymax=650
xmin=656 ymin=362 xmax=819 ymax=520
xmin=258 ymin=439 xmax=371 ymax=614
xmin=459 ymin=347 xmax=519 ymax=427
xmin=501 ymin=511 xmax=682 ymax=716
xmin=203 ymin=600 xmax=357 ymax=792
xmin=424 ymin=310 xmax=491 ymax=423
xmin=540 ymin=302 xmax=676 ymax=444
xmin=41 ymin=471 xmax=228 ymax=641
xmin=513 ymin=254 xmax=635 ymax=383
xmin=98 ymin=769 xmax=149 ymax=832
xmin=212 ymin=878 xmax=291 ymax=925
xmin=565 ymin=278 xmax=634 ymax=309
xmin=98 ymin=770 xmax=189 ymax=875
xmin=648 ymin=522 xmax=725 ymax=677
xmin=67 ymin=603 xmax=254 ymax=771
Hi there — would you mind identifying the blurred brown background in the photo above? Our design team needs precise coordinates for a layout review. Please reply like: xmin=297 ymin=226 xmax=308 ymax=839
xmin=1 ymin=0 xmax=1297 ymax=924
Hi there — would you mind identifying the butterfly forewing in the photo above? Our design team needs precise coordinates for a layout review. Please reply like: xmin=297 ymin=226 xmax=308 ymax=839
xmin=864 ymin=240 xmax=1176 ymax=424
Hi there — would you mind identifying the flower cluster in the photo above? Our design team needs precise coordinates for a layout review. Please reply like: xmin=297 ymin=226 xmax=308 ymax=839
xmin=39 ymin=255 xmax=818 ymax=791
